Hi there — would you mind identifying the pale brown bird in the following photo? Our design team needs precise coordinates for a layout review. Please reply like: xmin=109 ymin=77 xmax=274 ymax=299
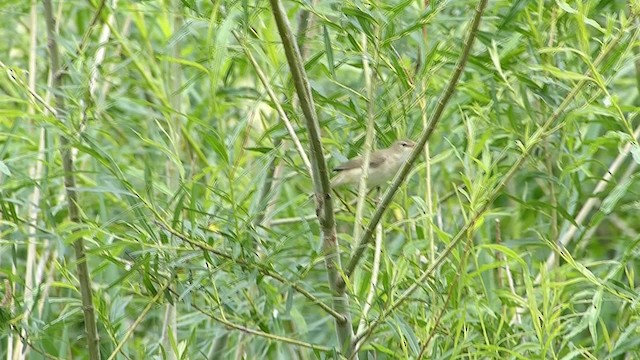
xmin=330 ymin=140 xmax=416 ymax=188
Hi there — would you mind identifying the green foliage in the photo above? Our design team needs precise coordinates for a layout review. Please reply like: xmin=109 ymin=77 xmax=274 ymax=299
xmin=1 ymin=0 xmax=639 ymax=358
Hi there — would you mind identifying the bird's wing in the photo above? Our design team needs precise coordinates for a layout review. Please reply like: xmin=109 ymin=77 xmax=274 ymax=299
xmin=333 ymin=153 xmax=385 ymax=171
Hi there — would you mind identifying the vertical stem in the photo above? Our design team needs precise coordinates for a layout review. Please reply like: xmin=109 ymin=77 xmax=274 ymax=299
xmin=42 ymin=1 xmax=101 ymax=359
xmin=14 ymin=1 xmax=42 ymax=358
xmin=352 ymin=33 xmax=376 ymax=247
xmin=545 ymin=5 xmax=559 ymax=270
xmin=421 ymin=0 xmax=434 ymax=265
xmin=545 ymin=144 xmax=559 ymax=269
xmin=268 ymin=0 xmax=356 ymax=356
xmin=161 ymin=7 xmax=182 ymax=359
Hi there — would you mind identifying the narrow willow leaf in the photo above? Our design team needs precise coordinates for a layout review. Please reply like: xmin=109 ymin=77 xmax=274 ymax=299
xmin=587 ymin=288 xmax=603 ymax=346
xmin=631 ymin=143 xmax=640 ymax=164
xmin=0 ymin=160 xmax=10 ymax=176
xmin=600 ymin=177 xmax=633 ymax=214
xmin=323 ymin=25 xmax=335 ymax=78
xmin=556 ymin=0 xmax=577 ymax=14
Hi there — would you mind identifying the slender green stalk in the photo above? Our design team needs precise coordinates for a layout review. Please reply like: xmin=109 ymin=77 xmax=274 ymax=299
xmin=42 ymin=0 xmax=101 ymax=359
xmin=352 ymin=33 xmax=376 ymax=247
xmin=544 ymin=5 xmax=560 ymax=269
xmin=268 ymin=0 xmax=355 ymax=355
xmin=418 ymin=7 xmax=435 ymax=264
xmin=635 ymin=19 xmax=640 ymax=106
xmin=61 ymin=0 xmax=107 ymax=76
xmin=160 ymin=9 xmax=183 ymax=359
xmin=269 ymin=214 xmax=318 ymax=226
xmin=416 ymin=56 xmax=436 ymax=265
xmin=352 ymin=32 xmax=380 ymax=353
xmin=16 ymin=1 xmax=44 ymax=358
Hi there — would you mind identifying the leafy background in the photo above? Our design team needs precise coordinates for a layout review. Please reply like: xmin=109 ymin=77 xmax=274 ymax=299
xmin=1 ymin=0 xmax=639 ymax=358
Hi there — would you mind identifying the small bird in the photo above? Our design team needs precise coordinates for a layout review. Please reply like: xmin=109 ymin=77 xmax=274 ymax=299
xmin=330 ymin=140 xmax=416 ymax=188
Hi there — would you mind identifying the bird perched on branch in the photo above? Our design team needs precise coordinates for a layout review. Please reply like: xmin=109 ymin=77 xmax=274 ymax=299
xmin=330 ymin=140 xmax=416 ymax=188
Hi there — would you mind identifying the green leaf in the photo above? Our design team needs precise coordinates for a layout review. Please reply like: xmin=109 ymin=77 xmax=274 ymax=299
xmin=244 ymin=146 xmax=273 ymax=154
xmin=0 ymin=160 xmax=10 ymax=176
xmin=499 ymin=0 xmax=528 ymax=29
xmin=600 ymin=176 xmax=633 ymax=214
xmin=323 ymin=25 xmax=335 ymax=78
xmin=204 ymin=130 xmax=229 ymax=164
xmin=631 ymin=143 xmax=640 ymax=164
xmin=556 ymin=0 xmax=577 ymax=14
xmin=587 ymin=288 xmax=603 ymax=346
xmin=537 ymin=65 xmax=592 ymax=81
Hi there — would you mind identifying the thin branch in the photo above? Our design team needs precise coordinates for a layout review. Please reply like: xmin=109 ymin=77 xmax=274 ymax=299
xmin=42 ymin=1 xmax=101 ymax=359
xmin=345 ymin=0 xmax=489 ymax=280
xmin=2 ymin=61 xmax=58 ymax=116
xmin=7 ymin=325 xmax=64 ymax=360
xmin=191 ymin=302 xmax=333 ymax=352
xmin=609 ymin=213 xmax=638 ymax=238
xmin=59 ymin=0 xmax=107 ymax=76
xmin=88 ymin=0 xmax=115 ymax=98
xmin=270 ymin=214 xmax=318 ymax=226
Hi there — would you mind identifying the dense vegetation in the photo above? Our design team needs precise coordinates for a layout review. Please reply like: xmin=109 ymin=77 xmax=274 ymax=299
xmin=1 ymin=0 xmax=639 ymax=358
